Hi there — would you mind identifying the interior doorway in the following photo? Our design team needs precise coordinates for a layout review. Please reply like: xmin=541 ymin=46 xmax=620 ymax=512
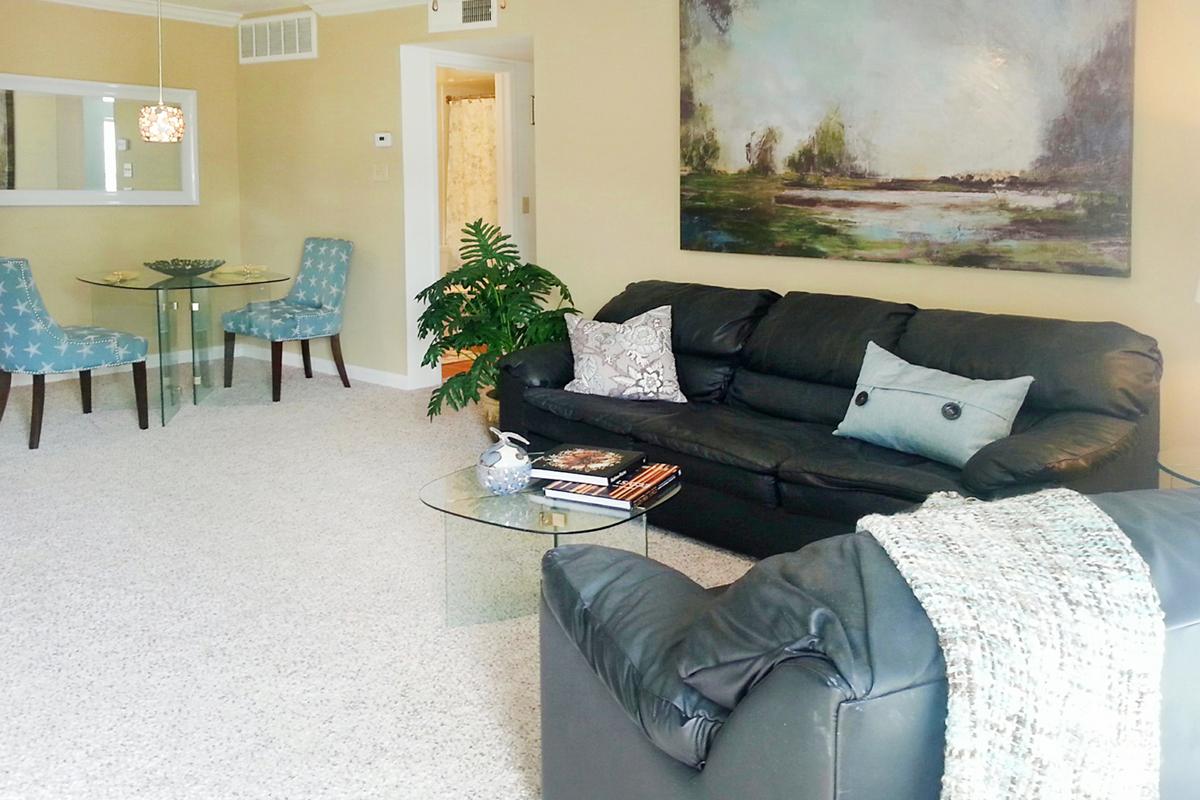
xmin=438 ymin=67 xmax=499 ymax=381
xmin=400 ymin=38 xmax=535 ymax=390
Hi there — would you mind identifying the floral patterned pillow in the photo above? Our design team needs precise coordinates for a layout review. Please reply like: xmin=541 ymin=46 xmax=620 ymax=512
xmin=564 ymin=306 xmax=688 ymax=403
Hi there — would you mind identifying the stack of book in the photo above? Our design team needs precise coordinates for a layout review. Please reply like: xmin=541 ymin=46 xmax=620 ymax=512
xmin=531 ymin=445 xmax=680 ymax=511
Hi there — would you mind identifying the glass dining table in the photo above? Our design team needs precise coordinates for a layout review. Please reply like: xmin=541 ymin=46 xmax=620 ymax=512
xmin=77 ymin=268 xmax=290 ymax=425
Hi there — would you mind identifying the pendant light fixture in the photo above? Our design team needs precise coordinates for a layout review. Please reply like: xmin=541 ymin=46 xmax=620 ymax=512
xmin=138 ymin=0 xmax=186 ymax=143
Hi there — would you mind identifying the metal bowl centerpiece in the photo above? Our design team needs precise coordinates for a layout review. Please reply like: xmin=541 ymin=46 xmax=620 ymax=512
xmin=144 ymin=258 xmax=226 ymax=278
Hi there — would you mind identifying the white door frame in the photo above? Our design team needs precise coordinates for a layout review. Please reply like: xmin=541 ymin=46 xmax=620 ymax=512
xmin=400 ymin=44 xmax=534 ymax=390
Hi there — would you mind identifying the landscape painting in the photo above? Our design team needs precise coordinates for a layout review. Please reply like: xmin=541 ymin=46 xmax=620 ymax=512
xmin=680 ymin=0 xmax=1136 ymax=277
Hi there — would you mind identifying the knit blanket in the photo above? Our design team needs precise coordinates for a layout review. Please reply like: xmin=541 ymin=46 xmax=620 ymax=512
xmin=859 ymin=489 xmax=1164 ymax=800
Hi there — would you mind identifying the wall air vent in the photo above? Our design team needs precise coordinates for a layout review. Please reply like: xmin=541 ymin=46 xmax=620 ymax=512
xmin=239 ymin=12 xmax=318 ymax=64
xmin=429 ymin=0 xmax=499 ymax=33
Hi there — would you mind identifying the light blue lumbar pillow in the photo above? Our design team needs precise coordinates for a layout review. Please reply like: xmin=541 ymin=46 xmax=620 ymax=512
xmin=834 ymin=342 xmax=1034 ymax=468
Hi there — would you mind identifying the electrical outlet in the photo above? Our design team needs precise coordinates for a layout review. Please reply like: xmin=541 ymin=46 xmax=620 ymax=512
xmin=371 ymin=163 xmax=390 ymax=182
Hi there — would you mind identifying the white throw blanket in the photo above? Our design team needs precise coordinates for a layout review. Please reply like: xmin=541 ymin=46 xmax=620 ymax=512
xmin=860 ymin=489 xmax=1164 ymax=800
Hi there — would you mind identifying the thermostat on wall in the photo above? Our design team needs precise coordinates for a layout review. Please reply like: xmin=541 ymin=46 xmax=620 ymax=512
xmin=374 ymin=132 xmax=393 ymax=148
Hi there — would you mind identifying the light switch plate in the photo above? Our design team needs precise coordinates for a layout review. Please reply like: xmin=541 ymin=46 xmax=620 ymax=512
xmin=374 ymin=132 xmax=393 ymax=148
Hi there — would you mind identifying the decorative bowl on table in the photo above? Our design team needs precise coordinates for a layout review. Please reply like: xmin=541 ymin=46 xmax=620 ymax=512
xmin=144 ymin=258 xmax=226 ymax=278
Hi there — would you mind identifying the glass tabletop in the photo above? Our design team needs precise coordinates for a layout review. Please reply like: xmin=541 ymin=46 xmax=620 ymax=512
xmin=419 ymin=466 xmax=680 ymax=535
xmin=77 ymin=268 xmax=291 ymax=290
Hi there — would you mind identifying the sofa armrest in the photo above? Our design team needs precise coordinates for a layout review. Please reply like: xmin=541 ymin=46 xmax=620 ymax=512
xmin=498 ymin=341 xmax=574 ymax=390
xmin=498 ymin=341 xmax=574 ymax=436
xmin=698 ymin=661 xmax=947 ymax=800
xmin=961 ymin=411 xmax=1139 ymax=496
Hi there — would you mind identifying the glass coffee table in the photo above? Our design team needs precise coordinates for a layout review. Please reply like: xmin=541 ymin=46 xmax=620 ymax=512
xmin=420 ymin=466 xmax=680 ymax=626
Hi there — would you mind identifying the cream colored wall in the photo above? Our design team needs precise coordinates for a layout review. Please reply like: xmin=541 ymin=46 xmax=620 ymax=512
xmin=236 ymin=6 xmax=533 ymax=375
xmin=532 ymin=0 xmax=1200 ymax=449
xmin=0 ymin=0 xmax=242 ymax=337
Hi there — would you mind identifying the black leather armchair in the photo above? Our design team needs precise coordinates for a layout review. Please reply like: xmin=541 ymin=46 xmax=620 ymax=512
xmin=540 ymin=489 xmax=1200 ymax=800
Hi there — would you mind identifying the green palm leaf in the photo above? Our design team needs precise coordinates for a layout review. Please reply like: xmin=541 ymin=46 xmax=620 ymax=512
xmin=415 ymin=219 xmax=578 ymax=417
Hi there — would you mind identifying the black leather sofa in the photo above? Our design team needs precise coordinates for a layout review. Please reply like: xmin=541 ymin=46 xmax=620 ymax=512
xmin=539 ymin=488 xmax=1200 ymax=800
xmin=500 ymin=281 xmax=1163 ymax=557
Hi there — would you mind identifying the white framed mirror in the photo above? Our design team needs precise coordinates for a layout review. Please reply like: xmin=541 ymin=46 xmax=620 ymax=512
xmin=0 ymin=73 xmax=198 ymax=207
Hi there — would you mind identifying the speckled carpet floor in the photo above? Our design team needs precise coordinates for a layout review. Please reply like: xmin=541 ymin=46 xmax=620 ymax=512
xmin=0 ymin=361 xmax=752 ymax=800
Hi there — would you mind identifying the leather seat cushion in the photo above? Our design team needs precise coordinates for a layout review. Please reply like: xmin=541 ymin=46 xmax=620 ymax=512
xmin=634 ymin=406 xmax=835 ymax=475
xmin=779 ymin=437 xmax=965 ymax=502
xmin=541 ymin=544 xmax=728 ymax=769
xmin=524 ymin=388 xmax=688 ymax=436
xmin=640 ymin=445 xmax=779 ymax=507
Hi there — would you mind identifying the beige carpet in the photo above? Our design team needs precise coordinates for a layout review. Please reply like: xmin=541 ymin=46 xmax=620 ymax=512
xmin=0 ymin=361 xmax=752 ymax=800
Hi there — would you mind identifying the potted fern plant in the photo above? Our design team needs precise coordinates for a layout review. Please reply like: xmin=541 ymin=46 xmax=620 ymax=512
xmin=416 ymin=219 xmax=577 ymax=418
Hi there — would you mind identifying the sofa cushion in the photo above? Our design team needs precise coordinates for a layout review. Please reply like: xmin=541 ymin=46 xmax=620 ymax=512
xmin=596 ymin=281 xmax=780 ymax=403
xmin=727 ymin=370 xmax=854 ymax=426
xmin=896 ymin=309 xmax=1162 ymax=419
xmin=524 ymin=387 xmax=688 ymax=437
xmin=541 ymin=545 xmax=728 ymax=769
xmin=779 ymin=434 xmax=964 ymax=502
xmin=640 ymin=444 xmax=780 ymax=507
xmin=634 ymin=405 xmax=833 ymax=475
xmin=738 ymin=292 xmax=918 ymax=388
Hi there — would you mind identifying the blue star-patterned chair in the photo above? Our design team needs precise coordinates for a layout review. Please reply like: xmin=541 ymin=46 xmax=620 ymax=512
xmin=222 ymin=237 xmax=354 ymax=402
xmin=0 ymin=258 xmax=149 ymax=449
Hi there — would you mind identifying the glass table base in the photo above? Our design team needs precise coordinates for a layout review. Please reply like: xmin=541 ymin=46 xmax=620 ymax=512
xmin=82 ymin=269 xmax=290 ymax=425
xmin=444 ymin=515 xmax=648 ymax=627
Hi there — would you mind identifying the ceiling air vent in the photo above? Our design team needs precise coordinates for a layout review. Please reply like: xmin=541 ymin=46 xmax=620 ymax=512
xmin=239 ymin=12 xmax=318 ymax=64
xmin=429 ymin=0 xmax=499 ymax=33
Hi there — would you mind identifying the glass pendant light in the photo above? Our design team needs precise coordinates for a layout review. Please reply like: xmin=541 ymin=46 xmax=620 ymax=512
xmin=139 ymin=0 xmax=185 ymax=143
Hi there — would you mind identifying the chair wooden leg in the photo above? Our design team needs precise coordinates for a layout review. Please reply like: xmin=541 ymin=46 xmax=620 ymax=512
xmin=301 ymin=339 xmax=313 ymax=379
xmin=330 ymin=334 xmax=351 ymax=388
xmin=29 ymin=374 xmax=45 ymax=450
xmin=133 ymin=361 xmax=149 ymax=431
xmin=80 ymin=370 xmax=93 ymax=414
xmin=0 ymin=370 xmax=11 ymax=423
xmin=271 ymin=340 xmax=283 ymax=402
xmin=224 ymin=332 xmax=236 ymax=388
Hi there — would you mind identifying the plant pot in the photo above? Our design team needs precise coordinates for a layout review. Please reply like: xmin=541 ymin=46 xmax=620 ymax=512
xmin=480 ymin=388 xmax=501 ymax=426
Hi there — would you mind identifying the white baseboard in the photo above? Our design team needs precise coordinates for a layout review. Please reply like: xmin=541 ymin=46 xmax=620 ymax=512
xmin=8 ymin=345 xmax=438 ymax=392
xmin=236 ymin=344 xmax=422 ymax=390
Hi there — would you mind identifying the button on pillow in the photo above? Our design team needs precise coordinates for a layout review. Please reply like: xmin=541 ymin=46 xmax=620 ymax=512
xmin=835 ymin=342 xmax=1034 ymax=468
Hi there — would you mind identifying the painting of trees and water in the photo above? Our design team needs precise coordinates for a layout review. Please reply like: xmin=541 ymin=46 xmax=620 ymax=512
xmin=680 ymin=0 xmax=1136 ymax=277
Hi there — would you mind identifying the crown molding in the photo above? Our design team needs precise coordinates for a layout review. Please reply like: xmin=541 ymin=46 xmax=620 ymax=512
xmin=307 ymin=0 xmax=423 ymax=17
xmin=39 ymin=0 xmax=242 ymax=27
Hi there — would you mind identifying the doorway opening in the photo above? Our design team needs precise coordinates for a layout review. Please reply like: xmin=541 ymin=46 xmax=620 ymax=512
xmin=399 ymin=38 xmax=535 ymax=390
xmin=438 ymin=67 xmax=498 ymax=381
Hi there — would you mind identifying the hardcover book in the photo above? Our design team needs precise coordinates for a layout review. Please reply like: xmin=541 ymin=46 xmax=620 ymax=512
xmin=543 ymin=463 xmax=681 ymax=510
xmin=531 ymin=445 xmax=646 ymax=486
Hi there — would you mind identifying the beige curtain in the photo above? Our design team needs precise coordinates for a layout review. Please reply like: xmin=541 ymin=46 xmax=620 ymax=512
xmin=443 ymin=97 xmax=499 ymax=258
